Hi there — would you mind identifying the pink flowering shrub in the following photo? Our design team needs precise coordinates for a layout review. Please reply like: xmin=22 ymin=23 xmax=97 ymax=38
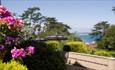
xmin=0 ymin=5 xmax=28 ymax=60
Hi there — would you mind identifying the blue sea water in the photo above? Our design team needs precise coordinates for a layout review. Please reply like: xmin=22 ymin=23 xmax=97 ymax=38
xmin=79 ymin=34 xmax=96 ymax=43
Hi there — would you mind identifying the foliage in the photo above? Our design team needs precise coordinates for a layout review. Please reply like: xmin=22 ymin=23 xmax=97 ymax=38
xmin=103 ymin=25 xmax=115 ymax=50
xmin=109 ymin=51 xmax=115 ymax=57
xmin=0 ymin=6 xmax=36 ymax=70
xmin=21 ymin=8 xmax=73 ymax=40
xmin=90 ymin=21 xmax=110 ymax=40
xmin=39 ymin=17 xmax=71 ymax=38
xmin=0 ymin=60 xmax=28 ymax=70
xmin=94 ymin=50 xmax=112 ymax=57
xmin=46 ymin=41 xmax=60 ymax=51
xmin=20 ymin=7 xmax=45 ymax=38
xmin=63 ymin=44 xmax=71 ymax=52
xmin=21 ymin=7 xmax=44 ymax=25
xmin=96 ymin=39 xmax=106 ymax=49
xmin=21 ymin=7 xmax=78 ymax=41
xmin=63 ymin=41 xmax=92 ymax=54
xmin=92 ymin=49 xmax=115 ymax=57
xmin=22 ymin=41 xmax=66 ymax=70
xmin=97 ymin=25 xmax=115 ymax=51
xmin=0 ymin=5 xmax=66 ymax=70
xmin=0 ymin=5 xmax=24 ymax=59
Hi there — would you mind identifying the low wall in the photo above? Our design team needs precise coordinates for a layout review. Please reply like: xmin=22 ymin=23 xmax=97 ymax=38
xmin=65 ymin=52 xmax=115 ymax=70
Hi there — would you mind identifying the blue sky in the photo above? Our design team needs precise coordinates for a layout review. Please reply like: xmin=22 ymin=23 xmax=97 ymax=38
xmin=2 ymin=0 xmax=115 ymax=32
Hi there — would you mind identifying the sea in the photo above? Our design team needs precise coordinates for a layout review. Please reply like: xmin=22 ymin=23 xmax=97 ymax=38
xmin=78 ymin=33 xmax=96 ymax=43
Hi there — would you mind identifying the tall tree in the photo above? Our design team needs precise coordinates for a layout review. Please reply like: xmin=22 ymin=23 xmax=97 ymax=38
xmin=39 ymin=17 xmax=71 ymax=37
xmin=90 ymin=21 xmax=110 ymax=40
xmin=20 ymin=7 xmax=45 ymax=38
xmin=21 ymin=7 xmax=44 ymax=25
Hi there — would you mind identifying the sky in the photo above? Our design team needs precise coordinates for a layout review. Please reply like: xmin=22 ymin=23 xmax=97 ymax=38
xmin=2 ymin=0 xmax=115 ymax=33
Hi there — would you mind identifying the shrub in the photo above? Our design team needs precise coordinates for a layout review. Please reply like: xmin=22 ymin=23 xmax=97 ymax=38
xmin=0 ymin=5 xmax=24 ymax=60
xmin=0 ymin=60 xmax=4 ymax=70
xmin=63 ymin=41 xmax=92 ymax=54
xmin=94 ymin=50 xmax=112 ymax=57
xmin=22 ymin=41 xmax=66 ymax=70
xmin=109 ymin=51 xmax=115 ymax=57
xmin=46 ymin=41 xmax=60 ymax=51
xmin=0 ymin=60 xmax=28 ymax=70
xmin=63 ymin=44 xmax=71 ymax=52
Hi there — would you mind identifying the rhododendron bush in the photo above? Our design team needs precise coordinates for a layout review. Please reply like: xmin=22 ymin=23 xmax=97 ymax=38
xmin=0 ymin=5 xmax=35 ymax=60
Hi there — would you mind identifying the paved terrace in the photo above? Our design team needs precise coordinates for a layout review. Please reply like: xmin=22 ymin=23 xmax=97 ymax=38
xmin=65 ymin=52 xmax=115 ymax=70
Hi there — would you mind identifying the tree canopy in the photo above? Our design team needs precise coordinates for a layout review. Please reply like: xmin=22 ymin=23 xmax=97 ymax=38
xmin=39 ymin=17 xmax=71 ymax=38
xmin=20 ymin=7 xmax=79 ymax=41
xmin=97 ymin=25 xmax=115 ymax=51
xmin=90 ymin=21 xmax=110 ymax=40
xmin=20 ymin=7 xmax=46 ymax=38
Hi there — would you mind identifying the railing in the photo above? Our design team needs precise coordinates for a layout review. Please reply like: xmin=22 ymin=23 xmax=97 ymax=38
xmin=65 ymin=52 xmax=115 ymax=70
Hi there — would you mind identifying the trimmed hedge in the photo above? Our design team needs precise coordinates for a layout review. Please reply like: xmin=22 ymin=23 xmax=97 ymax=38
xmin=0 ymin=60 xmax=28 ymax=70
xmin=94 ymin=50 xmax=115 ymax=57
xmin=94 ymin=50 xmax=111 ymax=57
xmin=109 ymin=51 xmax=115 ymax=57
xmin=46 ymin=41 xmax=60 ymax=51
xmin=63 ymin=41 xmax=92 ymax=54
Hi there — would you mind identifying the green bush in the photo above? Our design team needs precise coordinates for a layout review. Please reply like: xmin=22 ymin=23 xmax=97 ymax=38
xmin=94 ymin=50 xmax=112 ymax=57
xmin=22 ymin=41 xmax=66 ymax=70
xmin=0 ymin=60 xmax=28 ymax=70
xmin=109 ymin=51 xmax=115 ymax=57
xmin=63 ymin=41 xmax=92 ymax=54
xmin=63 ymin=44 xmax=71 ymax=52
xmin=46 ymin=41 xmax=60 ymax=51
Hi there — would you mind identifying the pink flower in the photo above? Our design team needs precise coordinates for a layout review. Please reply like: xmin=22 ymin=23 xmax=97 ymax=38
xmin=11 ymin=47 xmax=18 ymax=59
xmin=17 ymin=48 xmax=26 ymax=57
xmin=26 ymin=46 xmax=35 ymax=54
xmin=2 ymin=16 xmax=15 ymax=25
xmin=11 ymin=47 xmax=26 ymax=59
xmin=0 ymin=5 xmax=7 ymax=15
xmin=15 ymin=19 xmax=24 ymax=27
xmin=0 ymin=5 xmax=11 ymax=18
xmin=2 ymin=11 xmax=11 ymax=18
xmin=0 ymin=5 xmax=24 ymax=29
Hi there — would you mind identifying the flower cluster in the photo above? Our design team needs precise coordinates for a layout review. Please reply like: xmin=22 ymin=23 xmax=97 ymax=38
xmin=0 ymin=5 xmax=11 ymax=17
xmin=0 ymin=5 xmax=24 ymax=29
xmin=26 ymin=46 xmax=35 ymax=54
xmin=11 ymin=46 xmax=35 ymax=59
xmin=11 ymin=47 xmax=26 ymax=59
